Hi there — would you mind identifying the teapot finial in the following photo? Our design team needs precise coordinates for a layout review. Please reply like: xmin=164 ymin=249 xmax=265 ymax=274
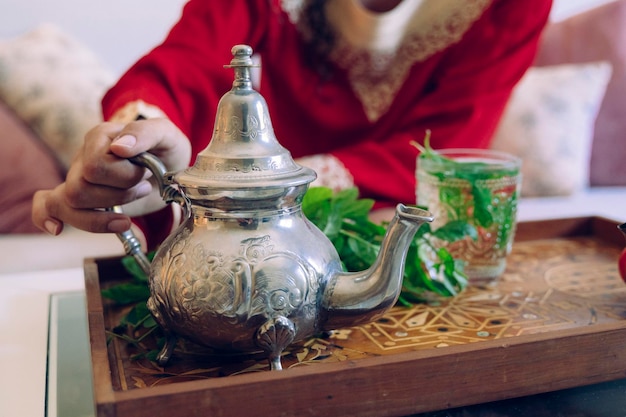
xmin=227 ymin=44 xmax=254 ymax=65
xmin=224 ymin=44 xmax=257 ymax=89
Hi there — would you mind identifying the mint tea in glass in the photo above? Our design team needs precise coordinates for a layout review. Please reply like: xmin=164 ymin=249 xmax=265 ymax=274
xmin=416 ymin=148 xmax=522 ymax=283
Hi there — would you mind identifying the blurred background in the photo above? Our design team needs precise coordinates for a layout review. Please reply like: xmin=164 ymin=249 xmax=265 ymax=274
xmin=0 ymin=0 xmax=186 ymax=76
xmin=0 ymin=0 xmax=617 ymax=77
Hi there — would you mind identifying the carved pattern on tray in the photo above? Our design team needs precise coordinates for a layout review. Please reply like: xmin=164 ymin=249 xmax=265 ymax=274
xmin=102 ymin=236 xmax=626 ymax=390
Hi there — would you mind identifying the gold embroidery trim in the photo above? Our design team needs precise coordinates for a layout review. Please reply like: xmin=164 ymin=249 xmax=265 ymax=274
xmin=281 ymin=0 xmax=493 ymax=121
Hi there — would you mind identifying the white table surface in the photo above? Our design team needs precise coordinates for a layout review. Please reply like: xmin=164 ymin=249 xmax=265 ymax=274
xmin=1 ymin=188 xmax=624 ymax=417
xmin=0 ymin=268 xmax=85 ymax=417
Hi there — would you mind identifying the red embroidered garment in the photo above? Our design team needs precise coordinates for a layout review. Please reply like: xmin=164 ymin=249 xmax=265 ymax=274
xmin=102 ymin=0 xmax=552 ymax=248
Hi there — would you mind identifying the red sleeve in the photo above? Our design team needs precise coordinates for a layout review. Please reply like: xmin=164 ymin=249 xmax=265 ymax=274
xmin=331 ymin=0 xmax=553 ymax=206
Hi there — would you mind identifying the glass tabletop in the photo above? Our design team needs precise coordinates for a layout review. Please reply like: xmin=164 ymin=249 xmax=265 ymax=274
xmin=47 ymin=292 xmax=94 ymax=417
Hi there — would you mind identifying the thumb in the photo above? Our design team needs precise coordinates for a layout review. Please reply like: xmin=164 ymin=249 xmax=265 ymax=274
xmin=111 ymin=134 xmax=137 ymax=153
xmin=109 ymin=118 xmax=192 ymax=172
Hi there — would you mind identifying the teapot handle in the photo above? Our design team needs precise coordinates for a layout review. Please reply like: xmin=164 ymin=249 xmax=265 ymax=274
xmin=108 ymin=152 xmax=187 ymax=276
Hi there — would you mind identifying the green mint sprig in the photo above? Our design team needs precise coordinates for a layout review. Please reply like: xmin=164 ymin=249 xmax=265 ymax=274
xmin=301 ymin=186 xmax=467 ymax=305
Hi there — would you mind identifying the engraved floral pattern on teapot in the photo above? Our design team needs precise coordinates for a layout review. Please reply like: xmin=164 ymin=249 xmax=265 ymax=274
xmin=147 ymin=224 xmax=320 ymax=353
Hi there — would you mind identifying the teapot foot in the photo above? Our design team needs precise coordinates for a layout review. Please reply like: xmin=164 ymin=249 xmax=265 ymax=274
xmin=156 ymin=334 xmax=178 ymax=366
xmin=255 ymin=316 xmax=295 ymax=371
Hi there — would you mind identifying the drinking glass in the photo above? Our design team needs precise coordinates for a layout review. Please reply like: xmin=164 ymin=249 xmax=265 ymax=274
xmin=416 ymin=149 xmax=522 ymax=282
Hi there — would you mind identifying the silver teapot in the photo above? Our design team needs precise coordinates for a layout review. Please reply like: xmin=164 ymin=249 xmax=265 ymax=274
xmin=114 ymin=45 xmax=433 ymax=371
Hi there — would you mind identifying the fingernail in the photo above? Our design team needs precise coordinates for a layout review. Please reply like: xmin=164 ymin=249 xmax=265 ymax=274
xmin=107 ymin=219 xmax=131 ymax=233
xmin=113 ymin=134 xmax=137 ymax=148
xmin=44 ymin=219 xmax=60 ymax=235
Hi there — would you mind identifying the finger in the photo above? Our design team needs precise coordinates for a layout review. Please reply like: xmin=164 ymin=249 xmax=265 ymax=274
xmin=33 ymin=185 xmax=132 ymax=234
xmin=81 ymin=123 xmax=148 ymax=188
xmin=64 ymin=157 xmax=153 ymax=209
xmin=32 ymin=189 xmax=64 ymax=235
xmin=110 ymin=118 xmax=192 ymax=172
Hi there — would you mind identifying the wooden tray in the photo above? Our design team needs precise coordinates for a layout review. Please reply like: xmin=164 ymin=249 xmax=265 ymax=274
xmin=84 ymin=216 xmax=626 ymax=417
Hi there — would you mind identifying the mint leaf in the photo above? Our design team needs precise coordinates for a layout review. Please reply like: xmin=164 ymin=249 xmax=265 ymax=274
xmin=121 ymin=252 xmax=154 ymax=282
xmin=303 ymin=186 xmax=467 ymax=303
xmin=102 ymin=282 xmax=151 ymax=305
xmin=430 ymin=220 xmax=478 ymax=242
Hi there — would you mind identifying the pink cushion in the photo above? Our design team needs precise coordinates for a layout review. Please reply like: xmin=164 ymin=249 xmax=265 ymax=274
xmin=0 ymin=99 xmax=64 ymax=233
xmin=534 ymin=0 xmax=626 ymax=186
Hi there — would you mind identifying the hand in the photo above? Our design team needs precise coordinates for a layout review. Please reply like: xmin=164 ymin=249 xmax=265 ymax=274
xmin=32 ymin=118 xmax=192 ymax=235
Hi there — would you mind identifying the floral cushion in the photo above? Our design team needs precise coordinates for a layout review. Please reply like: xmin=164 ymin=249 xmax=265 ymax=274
xmin=0 ymin=24 xmax=115 ymax=233
xmin=533 ymin=0 xmax=626 ymax=187
xmin=490 ymin=61 xmax=612 ymax=197
xmin=0 ymin=24 xmax=114 ymax=169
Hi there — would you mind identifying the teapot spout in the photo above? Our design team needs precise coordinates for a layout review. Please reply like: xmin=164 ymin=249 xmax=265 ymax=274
xmin=321 ymin=204 xmax=433 ymax=330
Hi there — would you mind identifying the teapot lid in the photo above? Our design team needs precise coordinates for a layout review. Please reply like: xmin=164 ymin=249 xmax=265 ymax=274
xmin=173 ymin=45 xmax=316 ymax=195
